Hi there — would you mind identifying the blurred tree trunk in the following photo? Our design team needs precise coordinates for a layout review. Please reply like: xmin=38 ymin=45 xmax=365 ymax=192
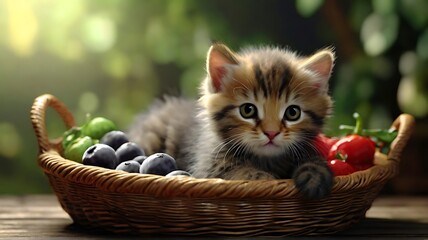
xmin=321 ymin=0 xmax=361 ymax=60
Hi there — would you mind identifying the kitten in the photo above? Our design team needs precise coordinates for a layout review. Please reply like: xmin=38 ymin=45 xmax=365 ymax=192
xmin=128 ymin=43 xmax=335 ymax=199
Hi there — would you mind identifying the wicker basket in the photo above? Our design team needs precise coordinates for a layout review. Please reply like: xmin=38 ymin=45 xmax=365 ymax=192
xmin=30 ymin=94 xmax=414 ymax=237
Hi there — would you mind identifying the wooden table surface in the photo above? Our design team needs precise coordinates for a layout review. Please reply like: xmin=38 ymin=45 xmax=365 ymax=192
xmin=1 ymin=195 xmax=427 ymax=239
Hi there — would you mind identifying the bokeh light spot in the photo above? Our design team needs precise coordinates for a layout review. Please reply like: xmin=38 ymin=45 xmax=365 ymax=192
xmin=372 ymin=0 xmax=395 ymax=15
xmin=361 ymin=13 xmax=398 ymax=56
xmin=103 ymin=51 xmax=131 ymax=81
xmin=416 ymin=28 xmax=428 ymax=59
xmin=295 ymin=0 xmax=324 ymax=17
xmin=0 ymin=122 xmax=21 ymax=158
xmin=4 ymin=0 xmax=38 ymax=57
xmin=78 ymin=92 xmax=99 ymax=114
xmin=399 ymin=51 xmax=417 ymax=76
xmin=397 ymin=76 xmax=428 ymax=117
xmin=81 ymin=15 xmax=116 ymax=52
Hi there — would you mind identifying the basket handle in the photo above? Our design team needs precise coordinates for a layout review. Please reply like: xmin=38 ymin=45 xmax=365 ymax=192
xmin=387 ymin=114 xmax=415 ymax=164
xmin=30 ymin=94 xmax=75 ymax=154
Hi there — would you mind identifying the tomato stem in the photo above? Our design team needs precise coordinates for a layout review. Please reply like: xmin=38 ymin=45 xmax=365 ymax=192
xmin=335 ymin=152 xmax=347 ymax=161
xmin=353 ymin=112 xmax=363 ymax=135
xmin=339 ymin=125 xmax=355 ymax=132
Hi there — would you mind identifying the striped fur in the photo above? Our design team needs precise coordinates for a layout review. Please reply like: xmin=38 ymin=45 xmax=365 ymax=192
xmin=129 ymin=43 xmax=335 ymax=199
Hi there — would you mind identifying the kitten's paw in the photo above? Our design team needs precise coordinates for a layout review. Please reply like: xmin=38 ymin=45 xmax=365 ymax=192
xmin=293 ymin=161 xmax=333 ymax=199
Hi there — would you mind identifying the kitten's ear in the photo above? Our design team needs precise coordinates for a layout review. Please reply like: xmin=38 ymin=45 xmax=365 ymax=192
xmin=301 ymin=49 xmax=335 ymax=93
xmin=206 ymin=43 xmax=239 ymax=93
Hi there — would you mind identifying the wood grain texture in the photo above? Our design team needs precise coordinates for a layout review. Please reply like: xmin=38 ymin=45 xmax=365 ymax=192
xmin=0 ymin=195 xmax=427 ymax=239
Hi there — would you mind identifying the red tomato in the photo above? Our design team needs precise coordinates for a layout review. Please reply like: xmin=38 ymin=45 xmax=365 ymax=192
xmin=315 ymin=134 xmax=339 ymax=160
xmin=328 ymin=134 xmax=376 ymax=169
xmin=327 ymin=159 xmax=356 ymax=176
xmin=319 ymin=134 xmax=340 ymax=149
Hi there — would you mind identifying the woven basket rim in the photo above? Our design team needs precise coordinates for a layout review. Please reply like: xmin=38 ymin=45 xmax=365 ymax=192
xmin=32 ymin=94 xmax=415 ymax=200
xmin=38 ymin=145 xmax=395 ymax=200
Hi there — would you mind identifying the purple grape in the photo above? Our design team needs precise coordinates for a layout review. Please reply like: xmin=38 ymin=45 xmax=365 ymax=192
xmin=100 ymin=131 xmax=129 ymax=150
xmin=115 ymin=160 xmax=141 ymax=173
xmin=133 ymin=155 xmax=147 ymax=164
xmin=139 ymin=153 xmax=177 ymax=176
xmin=165 ymin=170 xmax=192 ymax=177
xmin=82 ymin=144 xmax=118 ymax=169
xmin=115 ymin=142 xmax=145 ymax=163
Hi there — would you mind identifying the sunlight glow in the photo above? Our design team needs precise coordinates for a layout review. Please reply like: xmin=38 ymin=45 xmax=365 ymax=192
xmin=4 ymin=0 xmax=38 ymax=57
xmin=81 ymin=15 xmax=116 ymax=52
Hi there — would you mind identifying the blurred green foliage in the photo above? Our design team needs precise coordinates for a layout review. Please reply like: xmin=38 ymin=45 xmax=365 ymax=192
xmin=0 ymin=0 xmax=426 ymax=194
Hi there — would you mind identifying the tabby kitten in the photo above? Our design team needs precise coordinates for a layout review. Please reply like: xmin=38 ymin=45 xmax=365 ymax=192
xmin=128 ymin=43 xmax=335 ymax=199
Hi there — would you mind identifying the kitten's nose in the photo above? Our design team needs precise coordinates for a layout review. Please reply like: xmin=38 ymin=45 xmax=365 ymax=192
xmin=264 ymin=131 xmax=280 ymax=141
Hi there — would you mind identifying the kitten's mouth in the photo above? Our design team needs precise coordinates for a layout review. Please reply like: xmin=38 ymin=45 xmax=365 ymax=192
xmin=262 ymin=141 xmax=281 ymax=151
xmin=255 ymin=141 xmax=283 ymax=156
xmin=264 ymin=140 xmax=278 ymax=146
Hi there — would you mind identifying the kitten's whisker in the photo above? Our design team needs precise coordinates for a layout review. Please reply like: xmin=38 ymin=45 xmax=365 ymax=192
xmin=300 ymin=134 xmax=325 ymax=157
xmin=210 ymin=135 xmax=236 ymax=155
xmin=213 ymin=133 xmax=247 ymax=163
xmin=211 ymin=135 xmax=241 ymax=162
xmin=224 ymin=138 xmax=243 ymax=160
xmin=287 ymin=142 xmax=305 ymax=166
xmin=224 ymin=133 xmax=248 ymax=162
xmin=241 ymin=144 xmax=253 ymax=166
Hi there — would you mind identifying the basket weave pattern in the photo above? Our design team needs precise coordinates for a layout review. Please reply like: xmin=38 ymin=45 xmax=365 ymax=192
xmin=31 ymin=94 xmax=414 ymax=236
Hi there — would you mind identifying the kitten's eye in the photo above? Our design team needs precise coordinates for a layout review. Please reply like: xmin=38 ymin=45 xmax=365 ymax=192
xmin=239 ymin=103 xmax=258 ymax=119
xmin=284 ymin=105 xmax=301 ymax=121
